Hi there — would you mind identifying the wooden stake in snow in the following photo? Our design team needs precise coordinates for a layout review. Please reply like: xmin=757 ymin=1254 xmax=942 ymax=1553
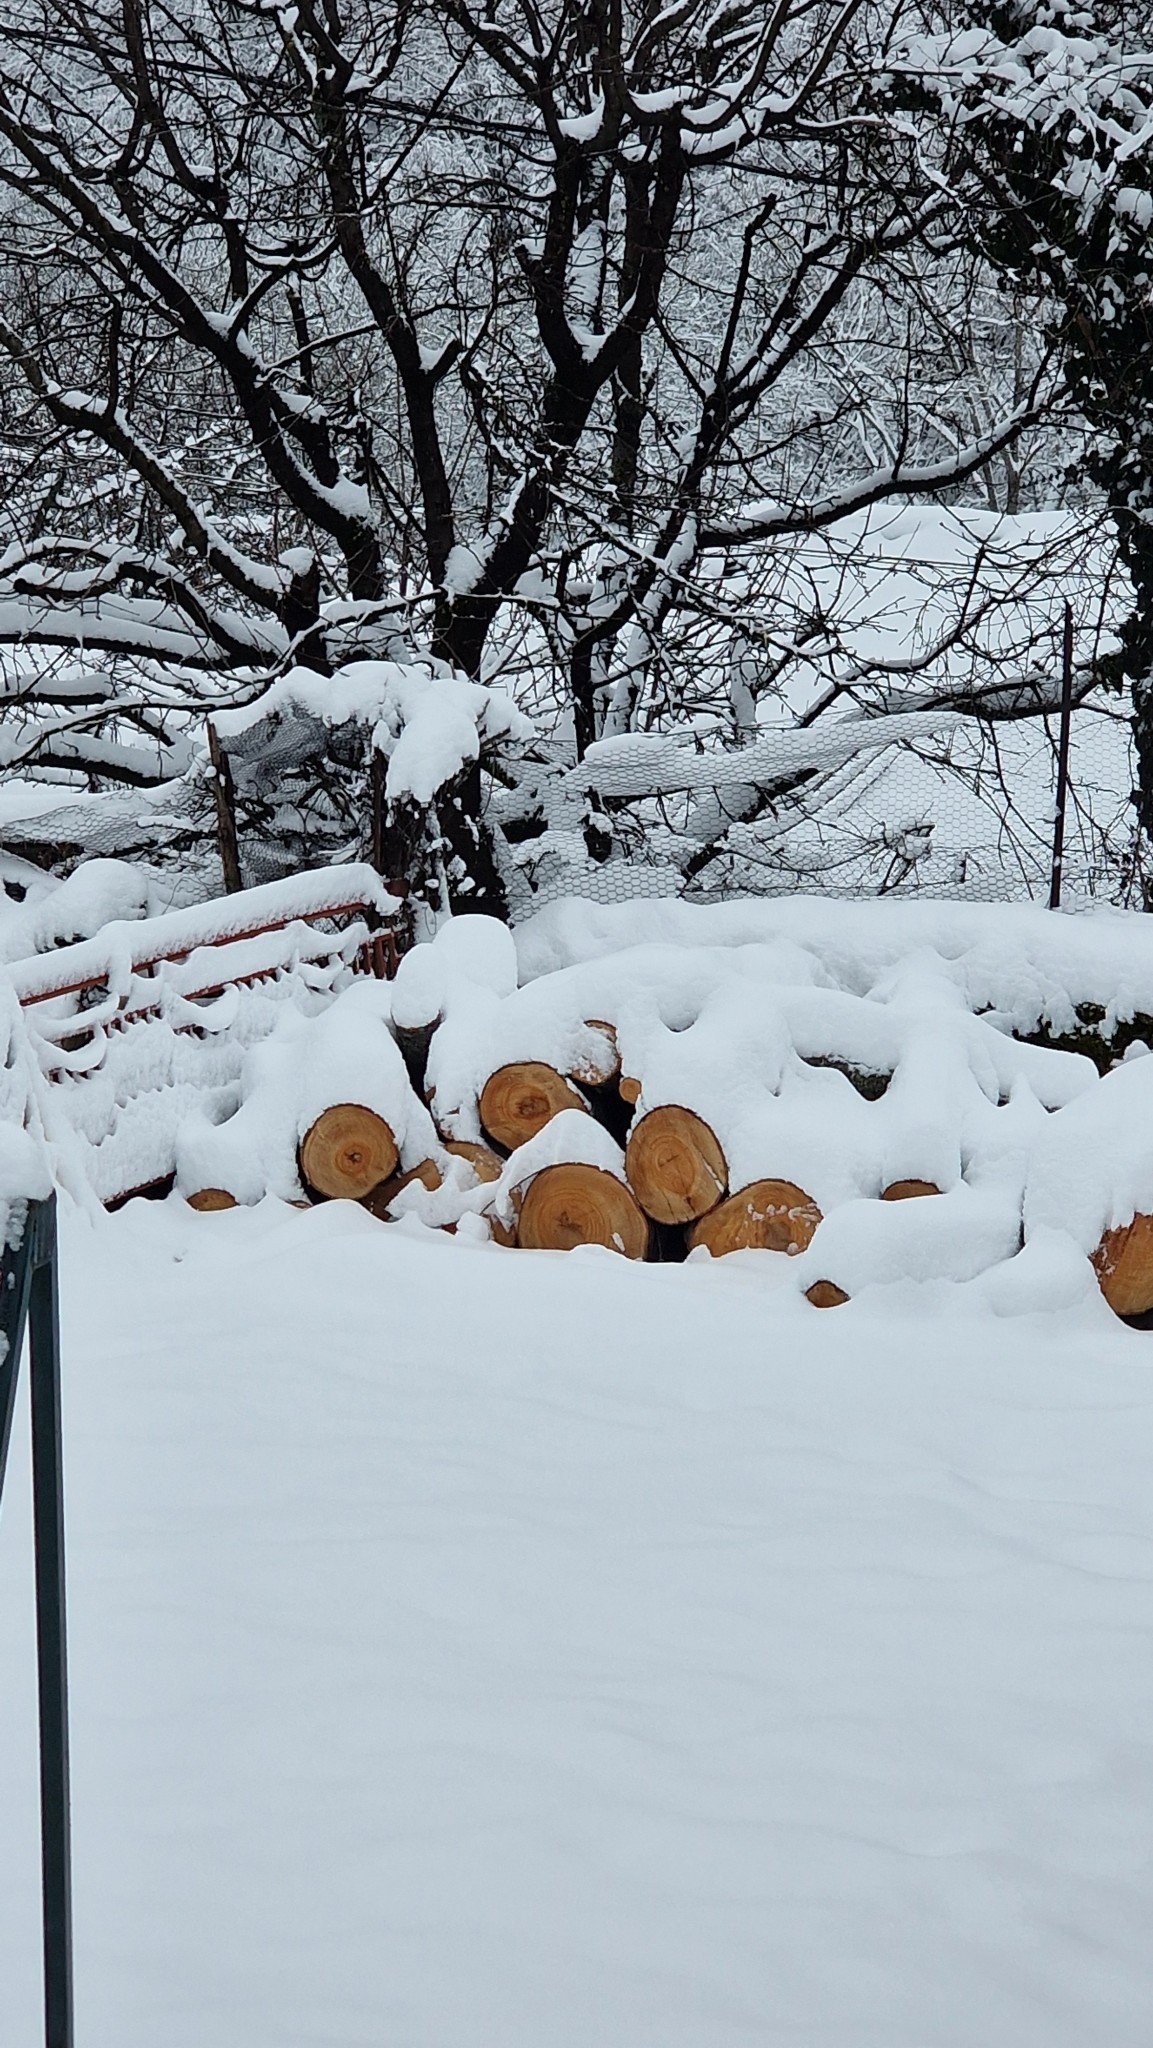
xmin=688 ymin=1179 xmax=822 ymax=1257
xmin=881 ymin=1179 xmax=940 ymax=1201
xmin=479 ymin=1062 xmax=588 ymax=1151
xmin=625 ymin=1105 xmax=727 ymax=1224
xmin=299 ymin=1103 xmax=399 ymax=1200
xmin=1091 ymin=1215 xmax=1153 ymax=1317
xmin=518 ymin=1164 xmax=650 ymax=1258
xmin=186 ymin=1187 xmax=238 ymax=1212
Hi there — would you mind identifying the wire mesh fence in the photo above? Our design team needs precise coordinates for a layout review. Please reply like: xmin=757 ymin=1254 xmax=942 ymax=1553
xmin=502 ymin=698 xmax=1146 ymax=920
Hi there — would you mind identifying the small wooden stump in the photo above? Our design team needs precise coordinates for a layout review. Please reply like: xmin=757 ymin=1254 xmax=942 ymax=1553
xmin=805 ymin=1280 xmax=849 ymax=1309
xmin=1091 ymin=1213 xmax=1153 ymax=1317
xmin=619 ymin=1075 xmax=642 ymax=1106
xmin=300 ymin=1103 xmax=399 ymax=1200
xmin=688 ymin=1178 xmax=822 ymax=1257
xmin=881 ymin=1179 xmax=940 ymax=1201
xmin=518 ymin=1164 xmax=650 ymax=1259
xmin=625 ymin=1105 xmax=727 ymax=1224
xmin=361 ymin=1157 xmax=442 ymax=1220
xmin=186 ymin=1187 xmax=238 ymax=1212
xmin=479 ymin=1062 xmax=587 ymax=1151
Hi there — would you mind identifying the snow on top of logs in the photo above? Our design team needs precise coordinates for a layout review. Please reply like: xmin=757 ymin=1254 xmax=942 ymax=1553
xmin=1025 ymin=1051 xmax=1153 ymax=1259
xmin=789 ymin=1184 xmax=1024 ymax=1300
xmin=391 ymin=914 xmax=517 ymax=1033
xmin=495 ymin=1110 xmax=627 ymax=1199
xmin=514 ymin=893 xmax=1153 ymax=1047
xmin=7 ymin=862 xmax=390 ymax=1007
xmin=175 ymin=978 xmax=438 ymax=1207
xmin=579 ymin=709 xmax=973 ymax=800
xmin=215 ymin=659 xmax=534 ymax=809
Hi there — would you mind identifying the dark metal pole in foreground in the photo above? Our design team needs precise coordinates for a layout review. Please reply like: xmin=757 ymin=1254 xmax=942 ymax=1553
xmin=1049 ymin=601 xmax=1075 ymax=910
xmin=0 ymin=1194 xmax=74 ymax=2048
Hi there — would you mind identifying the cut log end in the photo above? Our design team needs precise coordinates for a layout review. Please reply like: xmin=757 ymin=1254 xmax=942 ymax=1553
xmin=568 ymin=1021 xmax=621 ymax=1090
xmin=881 ymin=1179 xmax=941 ymax=1202
xmin=443 ymin=1138 xmax=503 ymax=1185
xmin=186 ymin=1187 xmax=238 ymax=1213
xmin=300 ymin=1103 xmax=399 ymax=1201
xmin=625 ymin=1104 xmax=728 ymax=1224
xmin=361 ymin=1157 xmax=442 ymax=1220
xmin=1092 ymin=1213 xmax=1153 ymax=1317
xmin=619 ymin=1074 xmax=642 ymax=1106
xmin=689 ymin=1179 xmax=822 ymax=1258
xmin=479 ymin=1061 xmax=588 ymax=1152
xmin=518 ymin=1164 xmax=650 ymax=1259
xmin=805 ymin=1279 xmax=849 ymax=1309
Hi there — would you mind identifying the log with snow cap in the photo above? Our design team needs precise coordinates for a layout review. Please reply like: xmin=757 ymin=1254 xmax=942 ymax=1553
xmin=495 ymin=1111 xmax=649 ymax=1259
xmin=389 ymin=912 xmax=517 ymax=1090
xmin=1024 ymin=1050 xmax=1153 ymax=1316
xmin=177 ymin=980 xmax=437 ymax=1207
xmin=424 ymin=941 xmax=735 ymax=1145
xmin=791 ymin=1183 xmax=1024 ymax=1303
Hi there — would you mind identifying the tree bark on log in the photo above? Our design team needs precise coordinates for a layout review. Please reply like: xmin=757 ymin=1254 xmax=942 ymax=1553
xmin=625 ymin=1105 xmax=727 ymax=1224
xmin=688 ymin=1179 xmax=822 ymax=1257
xmin=479 ymin=1062 xmax=588 ymax=1151
xmin=518 ymin=1164 xmax=650 ymax=1258
xmin=299 ymin=1103 xmax=399 ymax=1200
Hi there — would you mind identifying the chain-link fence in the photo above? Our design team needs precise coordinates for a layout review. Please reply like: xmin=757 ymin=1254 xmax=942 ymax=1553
xmin=502 ymin=698 xmax=1146 ymax=919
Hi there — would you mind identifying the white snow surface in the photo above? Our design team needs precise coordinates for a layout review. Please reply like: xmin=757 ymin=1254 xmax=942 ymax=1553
xmin=2 ymin=1197 xmax=1153 ymax=2046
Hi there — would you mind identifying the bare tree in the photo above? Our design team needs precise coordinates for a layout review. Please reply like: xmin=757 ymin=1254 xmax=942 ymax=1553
xmin=0 ymin=0 xmax=1065 ymax=908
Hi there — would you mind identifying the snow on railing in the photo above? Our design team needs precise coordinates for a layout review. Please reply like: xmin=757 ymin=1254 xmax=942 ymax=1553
xmin=9 ymin=862 xmax=395 ymax=1010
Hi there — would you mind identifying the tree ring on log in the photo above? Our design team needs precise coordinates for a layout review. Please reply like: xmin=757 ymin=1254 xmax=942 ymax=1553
xmin=299 ymin=1103 xmax=399 ymax=1200
xmin=625 ymin=1104 xmax=727 ymax=1224
xmin=518 ymin=1164 xmax=650 ymax=1258
xmin=479 ymin=1061 xmax=587 ymax=1150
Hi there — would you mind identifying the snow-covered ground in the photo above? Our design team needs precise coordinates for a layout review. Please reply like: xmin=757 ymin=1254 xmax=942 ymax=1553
xmin=3 ymin=1195 xmax=1152 ymax=2047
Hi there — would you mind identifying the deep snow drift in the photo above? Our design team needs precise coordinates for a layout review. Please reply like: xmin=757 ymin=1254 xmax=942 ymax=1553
xmin=2 ymin=1195 xmax=1152 ymax=2047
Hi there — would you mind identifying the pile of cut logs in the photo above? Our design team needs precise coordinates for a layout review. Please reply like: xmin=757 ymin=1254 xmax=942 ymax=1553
xmin=174 ymin=920 xmax=1153 ymax=1321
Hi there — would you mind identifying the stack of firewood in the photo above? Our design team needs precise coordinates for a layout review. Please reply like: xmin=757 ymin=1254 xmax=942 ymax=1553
xmin=171 ymin=919 xmax=1153 ymax=1320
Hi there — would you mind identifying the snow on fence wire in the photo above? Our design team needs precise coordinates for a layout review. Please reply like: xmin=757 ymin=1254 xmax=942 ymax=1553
xmin=503 ymin=699 xmax=1144 ymax=919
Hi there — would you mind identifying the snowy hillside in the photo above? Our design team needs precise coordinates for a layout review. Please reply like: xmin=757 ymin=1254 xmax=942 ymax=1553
xmin=2 ymin=1197 xmax=1152 ymax=2047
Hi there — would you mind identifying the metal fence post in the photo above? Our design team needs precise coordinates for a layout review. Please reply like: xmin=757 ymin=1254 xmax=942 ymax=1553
xmin=1049 ymin=602 xmax=1075 ymax=910
xmin=0 ymin=1193 xmax=73 ymax=2048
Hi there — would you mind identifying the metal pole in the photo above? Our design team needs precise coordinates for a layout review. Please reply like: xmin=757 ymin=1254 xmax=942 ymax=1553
xmin=0 ymin=1194 xmax=74 ymax=2048
xmin=1049 ymin=601 xmax=1075 ymax=910
xmin=28 ymin=1197 xmax=74 ymax=2048
xmin=0 ymin=1208 xmax=33 ymax=1500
